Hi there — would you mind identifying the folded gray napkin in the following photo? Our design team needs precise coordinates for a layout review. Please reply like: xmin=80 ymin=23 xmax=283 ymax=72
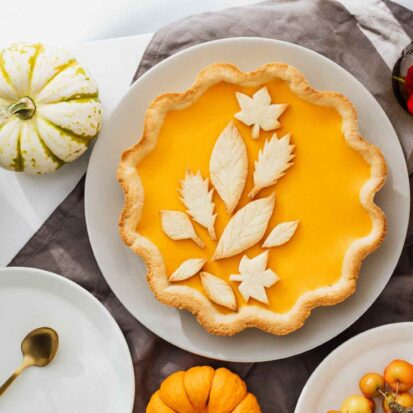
xmin=9 ymin=1 xmax=413 ymax=412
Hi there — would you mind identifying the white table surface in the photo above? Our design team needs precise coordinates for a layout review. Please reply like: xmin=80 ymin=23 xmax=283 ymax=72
xmin=0 ymin=0 xmax=411 ymax=266
xmin=0 ymin=33 xmax=153 ymax=266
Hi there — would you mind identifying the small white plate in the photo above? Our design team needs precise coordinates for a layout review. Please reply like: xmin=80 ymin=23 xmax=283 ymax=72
xmin=0 ymin=267 xmax=134 ymax=413
xmin=295 ymin=322 xmax=413 ymax=412
xmin=85 ymin=37 xmax=409 ymax=362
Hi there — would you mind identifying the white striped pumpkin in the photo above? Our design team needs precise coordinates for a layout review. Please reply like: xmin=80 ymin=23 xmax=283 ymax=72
xmin=0 ymin=43 xmax=102 ymax=174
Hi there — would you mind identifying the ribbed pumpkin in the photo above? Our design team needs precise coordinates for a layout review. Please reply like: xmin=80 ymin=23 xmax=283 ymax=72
xmin=0 ymin=43 xmax=102 ymax=174
xmin=146 ymin=366 xmax=262 ymax=413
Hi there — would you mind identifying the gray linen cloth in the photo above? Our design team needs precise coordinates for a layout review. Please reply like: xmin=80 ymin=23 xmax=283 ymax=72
xmin=9 ymin=1 xmax=413 ymax=412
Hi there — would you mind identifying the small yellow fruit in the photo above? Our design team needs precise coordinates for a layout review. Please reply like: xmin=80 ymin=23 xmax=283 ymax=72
xmin=384 ymin=359 xmax=413 ymax=392
xmin=395 ymin=392 xmax=413 ymax=407
xmin=341 ymin=395 xmax=374 ymax=413
xmin=359 ymin=372 xmax=385 ymax=398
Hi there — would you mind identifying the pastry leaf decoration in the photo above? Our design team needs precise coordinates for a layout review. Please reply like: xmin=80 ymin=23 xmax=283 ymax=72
xmin=160 ymin=210 xmax=205 ymax=247
xmin=229 ymin=251 xmax=279 ymax=304
xmin=169 ymin=258 xmax=206 ymax=282
xmin=234 ymin=86 xmax=288 ymax=139
xmin=200 ymin=272 xmax=237 ymax=311
xmin=159 ymin=88 xmax=299 ymax=311
xmin=262 ymin=220 xmax=299 ymax=248
xmin=249 ymin=133 xmax=295 ymax=198
xmin=179 ymin=170 xmax=217 ymax=240
xmin=209 ymin=121 xmax=248 ymax=214
xmin=213 ymin=193 xmax=275 ymax=260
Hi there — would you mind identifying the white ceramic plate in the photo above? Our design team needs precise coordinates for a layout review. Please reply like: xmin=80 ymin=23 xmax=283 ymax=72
xmin=85 ymin=37 xmax=409 ymax=362
xmin=0 ymin=267 xmax=134 ymax=413
xmin=295 ymin=322 xmax=413 ymax=412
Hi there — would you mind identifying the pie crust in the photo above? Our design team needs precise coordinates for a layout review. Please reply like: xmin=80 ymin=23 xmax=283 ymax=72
xmin=117 ymin=62 xmax=386 ymax=336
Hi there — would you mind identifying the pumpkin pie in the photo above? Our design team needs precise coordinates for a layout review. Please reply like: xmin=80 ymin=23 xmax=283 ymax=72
xmin=117 ymin=63 xmax=386 ymax=336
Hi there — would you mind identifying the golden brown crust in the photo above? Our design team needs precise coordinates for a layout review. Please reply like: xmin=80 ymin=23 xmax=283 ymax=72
xmin=117 ymin=62 xmax=387 ymax=336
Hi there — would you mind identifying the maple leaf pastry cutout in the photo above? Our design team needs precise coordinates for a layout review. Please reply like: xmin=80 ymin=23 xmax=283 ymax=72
xmin=229 ymin=250 xmax=279 ymax=305
xmin=234 ymin=86 xmax=288 ymax=139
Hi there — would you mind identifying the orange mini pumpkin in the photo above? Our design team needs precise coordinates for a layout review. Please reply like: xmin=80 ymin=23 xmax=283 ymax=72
xmin=146 ymin=366 xmax=262 ymax=412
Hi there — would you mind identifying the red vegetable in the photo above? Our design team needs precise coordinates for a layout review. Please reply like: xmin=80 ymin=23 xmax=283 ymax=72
xmin=407 ymin=94 xmax=413 ymax=115
xmin=405 ymin=66 xmax=413 ymax=95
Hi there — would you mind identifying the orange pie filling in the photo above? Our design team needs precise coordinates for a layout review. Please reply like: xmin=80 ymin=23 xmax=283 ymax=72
xmin=137 ymin=79 xmax=372 ymax=314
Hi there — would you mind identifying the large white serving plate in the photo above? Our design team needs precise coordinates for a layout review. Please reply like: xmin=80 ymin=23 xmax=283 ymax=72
xmin=0 ymin=267 xmax=135 ymax=413
xmin=295 ymin=322 xmax=413 ymax=412
xmin=85 ymin=37 xmax=409 ymax=362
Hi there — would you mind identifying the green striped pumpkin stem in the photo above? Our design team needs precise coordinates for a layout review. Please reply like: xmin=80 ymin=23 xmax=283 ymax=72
xmin=1 ymin=97 xmax=36 ymax=121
